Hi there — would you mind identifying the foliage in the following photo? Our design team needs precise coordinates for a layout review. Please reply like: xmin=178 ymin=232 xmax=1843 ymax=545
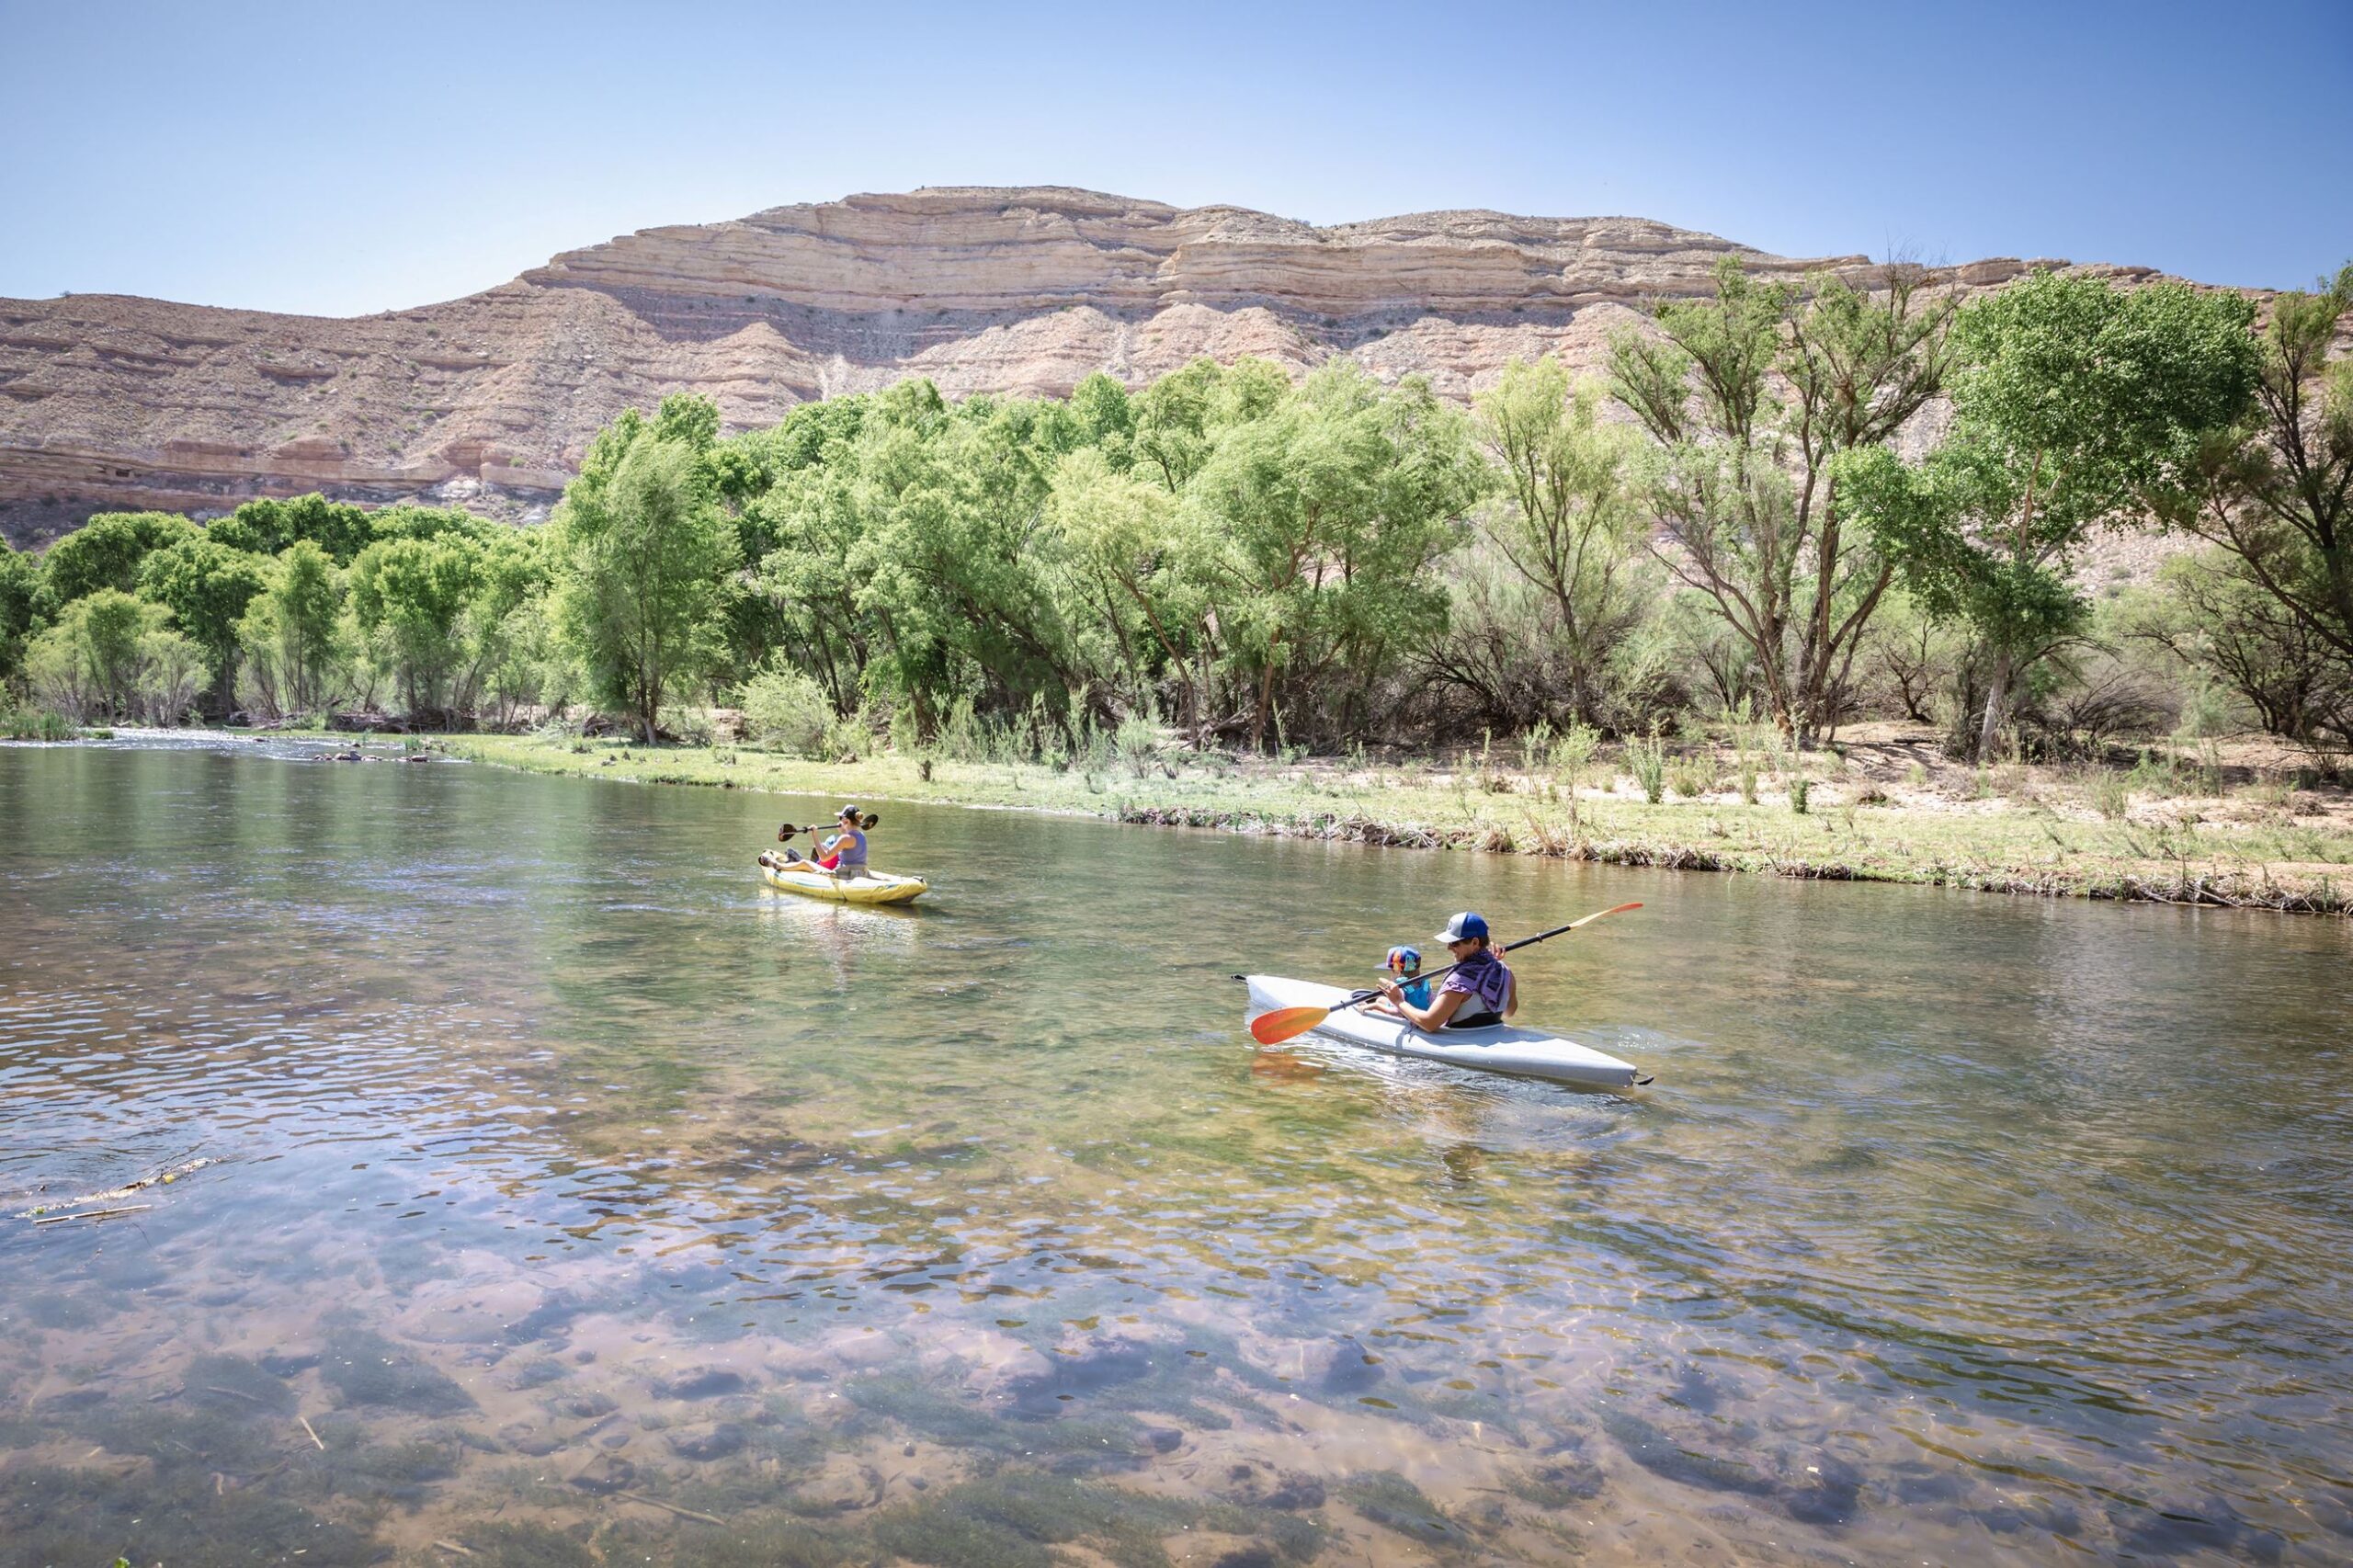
xmin=738 ymin=662 xmax=834 ymax=756
xmin=2171 ymin=263 xmax=2353 ymax=742
xmin=1188 ymin=361 xmax=1490 ymax=747
xmin=136 ymin=537 xmax=269 ymax=701
xmin=2127 ymin=550 xmax=2350 ymax=745
xmin=0 ymin=541 xmax=39 ymax=679
xmin=1609 ymin=257 xmax=1958 ymax=741
xmin=236 ymin=540 xmax=350 ymax=721
xmin=35 ymin=511 xmax=197 ymax=615
xmin=1837 ymin=271 xmax=2260 ymax=757
xmin=1625 ymin=728 xmax=1666 ymax=803
xmin=549 ymin=395 xmax=741 ymax=743
xmin=24 ymin=588 xmax=200 ymax=722
xmin=1468 ymin=358 xmax=1647 ymax=724
xmin=348 ymin=535 xmax=480 ymax=718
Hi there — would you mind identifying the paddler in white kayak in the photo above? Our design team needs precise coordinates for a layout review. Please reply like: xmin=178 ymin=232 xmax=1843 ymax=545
xmin=1374 ymin=911 xmax=1516 ymax=1031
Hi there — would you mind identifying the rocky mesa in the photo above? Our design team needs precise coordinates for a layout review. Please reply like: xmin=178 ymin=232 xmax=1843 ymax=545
xmin=0 ymin=186 xmax=2149 ymax=543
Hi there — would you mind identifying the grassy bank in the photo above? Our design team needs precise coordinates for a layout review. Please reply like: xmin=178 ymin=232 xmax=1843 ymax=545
xmin=438 ymin=726 xmax=2353 ymax=915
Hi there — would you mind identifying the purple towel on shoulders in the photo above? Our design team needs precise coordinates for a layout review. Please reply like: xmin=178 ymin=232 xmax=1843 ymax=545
xmin=1441 ymin=950 xmax=1511 ymax=1013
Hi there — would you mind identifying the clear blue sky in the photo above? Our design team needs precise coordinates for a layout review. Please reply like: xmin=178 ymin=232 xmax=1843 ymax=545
xmin=4 ymin=0 xmax=2347 ymax=315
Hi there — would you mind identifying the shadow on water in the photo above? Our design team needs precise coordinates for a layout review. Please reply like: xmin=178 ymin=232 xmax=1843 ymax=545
xmin=1 ymin=736 xmax=2350 ymax=1565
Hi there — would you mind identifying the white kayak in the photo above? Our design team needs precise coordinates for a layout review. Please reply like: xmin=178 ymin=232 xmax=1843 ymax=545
xmin=1241 ymin=974 xmax=1648 ymax=1091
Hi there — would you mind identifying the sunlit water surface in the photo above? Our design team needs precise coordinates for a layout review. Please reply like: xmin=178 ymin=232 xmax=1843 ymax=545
xmin=3 ymin=736 xmax=2350 ymax=1567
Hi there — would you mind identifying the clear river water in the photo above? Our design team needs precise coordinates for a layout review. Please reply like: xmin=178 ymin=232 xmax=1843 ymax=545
xmin=2 ymin=735 xmax=2350 ymax=1568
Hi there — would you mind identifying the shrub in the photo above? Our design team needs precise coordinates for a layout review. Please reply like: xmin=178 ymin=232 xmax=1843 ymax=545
xmin=1789 ymin=774 xmax=1812 ymax=814
xmin=1667 ymin=758 xmax=1717 ymax=800
xmin=2086 ymin=768 xmax=2131 ymax=820
xmin=737 ymin=665 xmax=832 ymax=756
xmin=822 ymin=707 xmax=874 ymax=763
xmin=1626 ymin=729 xmax=1666 ymax=803
xmin=658 ymin=705 xmax=716 ymax=746
xmin=1113 ymin=712 xmax=1161 ymax=778
xmin=1 ymin=704 xmax=76 ymax=741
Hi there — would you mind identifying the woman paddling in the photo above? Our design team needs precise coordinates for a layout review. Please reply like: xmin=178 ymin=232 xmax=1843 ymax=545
xmin=760 ymin=805 xmax=874 ymax=876
xmin=1375 ymin=911 xmax=1516 ymax=1031
xmin=810 ymin=803 xmax=870 ymax=877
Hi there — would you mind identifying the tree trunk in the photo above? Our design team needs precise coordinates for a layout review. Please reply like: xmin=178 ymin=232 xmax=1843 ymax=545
xmin=1976 ymin=646 xmax=2015 ymax=762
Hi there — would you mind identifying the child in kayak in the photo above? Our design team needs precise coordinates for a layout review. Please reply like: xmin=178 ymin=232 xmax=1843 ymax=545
xmin=1366 ymin=946 xmax=1431 ymax=1018
xmin=1376 ymin=912 xmax=1515 ymax=1032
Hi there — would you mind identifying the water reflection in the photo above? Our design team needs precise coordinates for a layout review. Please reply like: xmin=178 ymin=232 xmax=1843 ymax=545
xmin=2 ymin=737 xmax=2350 ymax=1566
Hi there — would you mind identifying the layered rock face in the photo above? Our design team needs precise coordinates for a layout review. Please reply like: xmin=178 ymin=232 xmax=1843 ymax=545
xmin=0 ymin=186 xmax=2139 ymax=543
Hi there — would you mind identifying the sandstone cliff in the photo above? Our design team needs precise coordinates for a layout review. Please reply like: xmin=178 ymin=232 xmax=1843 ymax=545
xmin=0 ymin=187 xmax=2140 ymax=543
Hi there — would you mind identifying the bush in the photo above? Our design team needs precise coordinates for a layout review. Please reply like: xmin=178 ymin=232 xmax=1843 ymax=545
xmin=1789 ymin=773 xmax=1812 ymax=814
xmin=822 ymin=707 xmax=875 ymax=763
xmin=738 ymin=665 xmax=833 ymax=756
xmin=1626 ymin=729 xmax=1666 ymax=803
xmin=1 ymin=704 xmax=76 ymax=741
xmin=658 ymin=705 xmax=716 ymax=746
xmin=1667 ymin=758 xmax=1717 ymax=800
xmin=1113 ymin=712 xmax=1161 ymax=778
xmin=2086 ymin=768 xmax=2131 ymax=820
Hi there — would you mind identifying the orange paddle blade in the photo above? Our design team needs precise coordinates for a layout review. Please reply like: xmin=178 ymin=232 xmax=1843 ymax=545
xmin=1250 ymin=1006 xmax=1334 ymax=1046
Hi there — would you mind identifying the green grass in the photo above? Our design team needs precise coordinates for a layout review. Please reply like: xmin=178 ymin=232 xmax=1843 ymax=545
xmin=438 ymin=734 xmax=2353 ymax=915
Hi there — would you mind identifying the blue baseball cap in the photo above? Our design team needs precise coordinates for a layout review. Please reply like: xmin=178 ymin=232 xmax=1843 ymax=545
xmin=1434 ymin=911 xmax=1489 ymax=944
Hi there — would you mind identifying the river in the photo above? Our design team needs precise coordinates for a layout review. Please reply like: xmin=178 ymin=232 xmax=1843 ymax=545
xmin=3 ymin=735 xmax=2349 ymax=1567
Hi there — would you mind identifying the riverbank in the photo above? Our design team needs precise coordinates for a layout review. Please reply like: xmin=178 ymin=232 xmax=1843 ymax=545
xmin=439 ymin=727 xmax=2353 ymax=915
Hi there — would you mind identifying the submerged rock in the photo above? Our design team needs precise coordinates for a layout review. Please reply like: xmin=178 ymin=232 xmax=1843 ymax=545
xmin=666 ymin=1422 xmax=747 ymax=1461
xmin=569 ymin=1452 xmax=636 ymax=1494
xmin=654 ymin=1365 xmax=748 ymax=1401
xmin=1318 ymin=1339 xmax=1384 ymax=1395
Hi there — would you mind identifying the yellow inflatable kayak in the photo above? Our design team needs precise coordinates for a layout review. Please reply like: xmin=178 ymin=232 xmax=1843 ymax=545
xmin=759 ymin=863 xmax=929 ymax=904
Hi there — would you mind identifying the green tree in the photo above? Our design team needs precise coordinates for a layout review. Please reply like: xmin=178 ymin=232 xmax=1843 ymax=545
xmin=36 ymin=511 xmax=198 ymax=615
xmin=24 ymin=588 xmax=198 ymax=722
xmin=550 ymin=397 xmax=740 ymax=742
xmin=0 ymin=542 xmax=39 ymax=679
xmin=348 ymin=534 xmax=483 ymax=718
xmin=136 ymin=537 xmax=270 ymax=705
xmin=1471 ymin=358 xmax=1648 ymax=725
xmin=236 ymin=540 xmax=350 ymax=720
xmin=1609 ymin=259 xmax=1958 ymax=742
xmin=1047 ymin=446 xmax=1217 ymax=741
xmin=2173 ymin=264 xmax=2353 ymax=721
xmin=1068 ymin=371 xmax=1136 ymax=468
xmin=1838 ymin=272 xmax=2259 ymax=758
xmin=210 ymin=494 xmax=378 ymax=563
xmin=1188 ymin=363 xmax=1489 ymax=748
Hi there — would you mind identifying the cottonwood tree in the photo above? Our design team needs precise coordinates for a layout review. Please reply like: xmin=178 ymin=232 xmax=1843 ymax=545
xmin=138 ymin=536 xmax=269 ymax=708
xmin=1047 ymin=446 xmax=1218 ymax=745
xmin=2173 ymin=265 xmax=2353 ymax=733
xmin=26 ymin=588 xmax=200 ymax=722
xmin=551 ymin=395 xmax=741 ymax=743
xmin=1837 ymin=271 xmax=2259 ymax=758
xmin=349 ymin=535 xmax=483 ymax=721
xmin=1470 ymin=358 xmax=1647 ymax=725
xmin=35 ymin=511 xmax=197 ymax=616
xmin=0 ymin=543 xmax=35 ymax=679
xmin=1609 ymin=257 xmax=1958 ymax=743
xmin=235 ymin=540 xmax=350 ymax=719
xmin=1188 ymin=363 xmax=1489 ymax=749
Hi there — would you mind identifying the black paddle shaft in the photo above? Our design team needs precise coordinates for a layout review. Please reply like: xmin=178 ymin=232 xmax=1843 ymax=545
xmin=1335 ymin=919 xmax=1583 ymax=1008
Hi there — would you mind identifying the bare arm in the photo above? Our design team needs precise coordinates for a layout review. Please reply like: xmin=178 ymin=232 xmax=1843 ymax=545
xmin=1377 ymin=981 xmax=1466 ymax=1034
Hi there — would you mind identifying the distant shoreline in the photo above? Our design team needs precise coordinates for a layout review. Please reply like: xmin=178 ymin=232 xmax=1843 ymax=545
xmin=428 ymin=731 xmax=2352 ymax=918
